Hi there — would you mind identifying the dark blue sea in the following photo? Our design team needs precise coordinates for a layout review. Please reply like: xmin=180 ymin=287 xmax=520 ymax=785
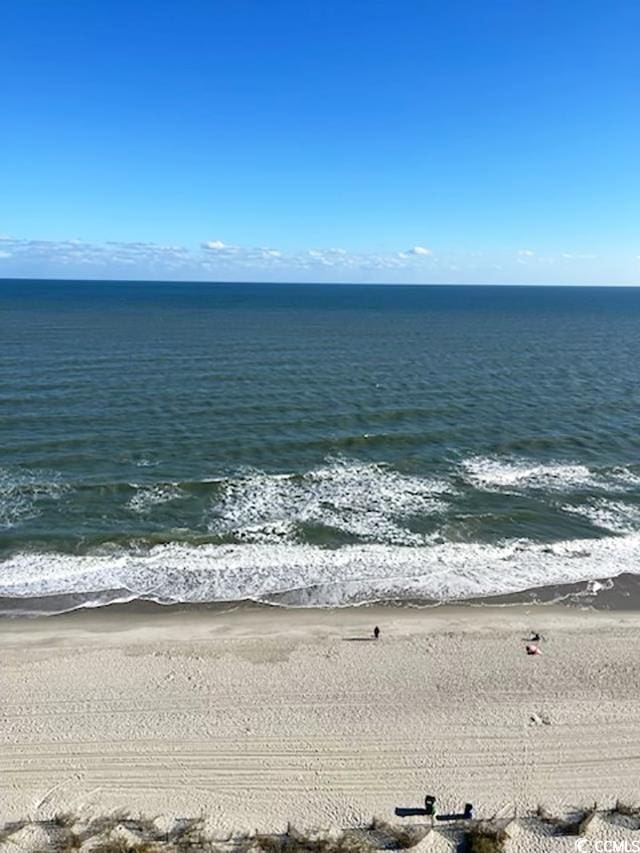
xmin=2 ymin=279 xmax=640 ymax=614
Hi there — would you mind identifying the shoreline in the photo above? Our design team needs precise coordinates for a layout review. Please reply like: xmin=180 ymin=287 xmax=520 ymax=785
xmin=4 ymin=594 xmax=640 ymax=638
xmin=2 ymin=604 xmax=640 ymax=833
xmin=1 ymin=569 xmax=640 ymax=620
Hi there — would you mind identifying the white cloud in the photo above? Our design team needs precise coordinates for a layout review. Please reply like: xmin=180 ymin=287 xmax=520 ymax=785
xmin=202 ymin=240 xmax=230 ymax=251
xmin=0 ymin=237 xmax=193 ymax=273
xmin=0 ymin=233 xmax=631 ymax=284
xmin=0 ymin=233 xmax=441 ymax=278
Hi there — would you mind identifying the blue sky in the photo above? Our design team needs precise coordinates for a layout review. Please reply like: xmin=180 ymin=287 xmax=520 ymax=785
xmin=1 ymin=0 xmax=639 ymax=284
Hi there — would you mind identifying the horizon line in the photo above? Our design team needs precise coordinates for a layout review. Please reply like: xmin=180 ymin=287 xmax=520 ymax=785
xmin=2 ymin=276 xmax=640 ymax=289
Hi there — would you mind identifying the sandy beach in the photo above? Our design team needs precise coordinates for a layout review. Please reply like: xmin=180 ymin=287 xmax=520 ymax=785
xmin=1 ymin=603 xmax=639 ymax=836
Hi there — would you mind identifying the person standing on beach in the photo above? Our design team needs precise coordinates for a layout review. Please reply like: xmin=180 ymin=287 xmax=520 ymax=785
xmin=373 ymin=626 xmax=380 ymax=640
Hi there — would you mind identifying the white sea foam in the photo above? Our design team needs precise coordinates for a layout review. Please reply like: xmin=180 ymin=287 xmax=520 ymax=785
xmin=208 ymin=459 xmax=453 ymax=545
xmin=608 ymin=467 xmax=640 ymax=489
xmin=460 ymin=455 xmax=640 ymax=494
xmin=0 ymin=468 xmax=69 ymax=529
xmin=127 ymin=484 xmax=186 ymax=514
xmin=4 ymin=456 xmax=640 ymax=611
xmin=562 ymin=499 xmax=640 ymax=535
xmin=1 ymin=533 xmax=639 ymax=608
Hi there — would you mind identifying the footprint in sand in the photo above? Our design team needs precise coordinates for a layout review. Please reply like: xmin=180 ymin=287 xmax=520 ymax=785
xmin=529 ymin=712 xmax=551 ymax=726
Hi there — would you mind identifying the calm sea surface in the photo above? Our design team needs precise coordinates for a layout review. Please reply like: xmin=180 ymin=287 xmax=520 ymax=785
xmin=2 ymin=280 xmax=640 ymax=613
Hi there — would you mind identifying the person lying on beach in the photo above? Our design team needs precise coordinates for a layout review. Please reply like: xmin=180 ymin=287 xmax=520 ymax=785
xmin=526 ymin=643 xmax=542 ymax=655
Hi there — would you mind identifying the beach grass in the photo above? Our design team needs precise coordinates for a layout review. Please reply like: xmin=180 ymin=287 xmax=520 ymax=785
xmin=3 ymin=807 xmax=640 ymax=853
xmin=464 ymin=822 xmax=508 ymax=853
xmin=535 ymin=804 xmax=598 ymax=836
xmin=610 ymin=800 xmax=640 ymax=818
xmin=367 ymin=818 xmax=427 ymax=849
xmin=255 ymin=825 xmax=376 ymax=853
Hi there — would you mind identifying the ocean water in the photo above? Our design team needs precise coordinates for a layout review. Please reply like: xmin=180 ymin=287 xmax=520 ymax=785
xmin=2 ymin=279 xmax=640 ymax=615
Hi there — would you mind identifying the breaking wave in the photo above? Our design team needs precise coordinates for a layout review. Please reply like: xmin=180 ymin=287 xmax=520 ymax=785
xmin=0 ymin=468 xmax=69 ymax=530
xmin=2 ymin=533 xmax=640 ymax=611
xmin=461 ymin=455 xmax=640 ymax=494
xmin=561 ymin=499 xmax=640 ymax=535
xmin=208 ymin=458 xmax=453 ymax=545
xmin=3 ymin=456 xmax=640 ymax=613
xmin=127 ymin=484 xmax=187 ymax=515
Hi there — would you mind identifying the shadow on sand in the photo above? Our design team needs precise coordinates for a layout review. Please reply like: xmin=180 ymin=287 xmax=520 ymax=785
xmin=394 ymin=807 xmax=427 ymax=818
xmin=342 ymin=637 xmax=377 ymax=642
